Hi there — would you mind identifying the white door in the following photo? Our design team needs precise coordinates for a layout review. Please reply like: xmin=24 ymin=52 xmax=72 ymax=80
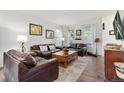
xmin=83 ymin=25 xmax=96 ymax=54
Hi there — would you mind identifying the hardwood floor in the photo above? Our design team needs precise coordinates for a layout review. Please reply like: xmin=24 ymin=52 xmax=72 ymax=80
xmin=0 ymin=67 xmax=5 ymax=82
xmin=77 ymin=55 xmax=105 ymax=82
xmin=0 ymin=55 xmax=105 ymax=82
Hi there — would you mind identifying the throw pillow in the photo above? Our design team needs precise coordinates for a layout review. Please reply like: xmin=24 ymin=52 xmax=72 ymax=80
xmin=39 ymin=45 xmax=48 ymax=51
xmin=49 ymin=45 xmax=56 ymax=50
xmin=7 ymin=49 xmax=37 ymax=68
xmin=22 ymin=55 xmax=37 ymax=68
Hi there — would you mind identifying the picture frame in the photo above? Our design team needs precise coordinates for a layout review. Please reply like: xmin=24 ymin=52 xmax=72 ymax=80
xmin=109 ymin=30 xmax=115 ymax=35
xmin=29 ymin=23 xmax=42 ymax=35
xmin=46 ymin=29 xmax=54 ymax=39
xmin=76 ymin=29 xmax=82 ymax=36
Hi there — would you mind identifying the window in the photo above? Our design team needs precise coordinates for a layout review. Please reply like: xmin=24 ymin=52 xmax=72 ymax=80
xmin=68 ymin=29 xmax=75 ymax=44
xmin=54 ymin=29 xmax=62 ymax=46
xmin=84 ymin=26 xmax=92 ymax=37
xmin=69 ymin=30 xmax=75 ymax=39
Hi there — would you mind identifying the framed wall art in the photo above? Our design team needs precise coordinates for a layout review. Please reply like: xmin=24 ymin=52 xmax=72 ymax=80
xmin=76 ymin=29 xmax=82 ymax=36
xmin=29 ymin=23 xmax=42 ymax=35
xmin=46 ymin=29 xmax=54 ymax=39
xmin=109 ymin=30 xmax=115 ymax=35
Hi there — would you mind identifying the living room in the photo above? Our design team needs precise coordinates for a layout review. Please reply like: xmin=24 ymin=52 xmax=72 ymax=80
xmin=1 ymin=10 xmax=124 ymax=82
xmin=1 ymin=0 xmax=124 ymax=92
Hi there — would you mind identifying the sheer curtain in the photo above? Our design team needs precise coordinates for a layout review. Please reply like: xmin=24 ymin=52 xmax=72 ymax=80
xmin=59 ymin=25 xmax=75 ymax=46
xmin=82 ymin=24 xmax=96 ymax=54
xmin=67 ymin=26 xmax=75 ymax=46
xmin=54 ymin=29 xmax=62 ymax=46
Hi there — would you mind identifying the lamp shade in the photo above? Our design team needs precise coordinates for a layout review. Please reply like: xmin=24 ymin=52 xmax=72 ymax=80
xmin=17 ymin=35 xmax=27 ymax=42
xmin=61 ymin=37 xmax=65 ymax=41
xmin=95 ymin=38 xmax=100 ymax=43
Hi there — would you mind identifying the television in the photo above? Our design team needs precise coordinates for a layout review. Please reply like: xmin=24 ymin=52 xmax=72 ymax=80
xmin=113 ymin=10 xmax=124 ymax=40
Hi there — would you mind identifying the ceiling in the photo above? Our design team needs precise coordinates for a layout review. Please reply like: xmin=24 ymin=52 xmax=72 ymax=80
xmin=17 ymin=10 xmax=116 ymax=25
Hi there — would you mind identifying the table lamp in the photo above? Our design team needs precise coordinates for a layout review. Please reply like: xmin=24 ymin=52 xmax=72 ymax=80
xmin=61 ymin=37 xmax=65 ymax=47
xmin=17 ymin=35 xmax=27 ymax=52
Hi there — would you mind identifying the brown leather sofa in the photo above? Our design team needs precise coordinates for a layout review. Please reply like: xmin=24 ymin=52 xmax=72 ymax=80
xmin=69 ymin=43 xmax=87 ymax=56
xmin=30 ymin=44 xmax=60 ymax=59
xmin=4 ymin=49 xmax=59 ymax=82
xmin=30 ymin=44 xmax=52 ymax=59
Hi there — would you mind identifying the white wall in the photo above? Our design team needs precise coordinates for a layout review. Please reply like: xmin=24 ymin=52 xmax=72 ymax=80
xmin=95 ymin=18 xmax=103 ymax=55
xmin=101 ymin=15 xmax=122 ymax=56
xmin=0 ymin=11 xmax=58 ymax=67
xmin=71 ymin=18 xmax=103 ymax=55
xmin=73 ymin=25 xmax=83 ymax=43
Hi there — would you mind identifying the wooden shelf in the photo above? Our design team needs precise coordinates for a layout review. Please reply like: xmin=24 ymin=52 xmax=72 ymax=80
xmin=104 ymin=49 xmax=124 ymax=81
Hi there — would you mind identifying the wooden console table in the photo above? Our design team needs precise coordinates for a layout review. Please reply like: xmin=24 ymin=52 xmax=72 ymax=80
xmin=52 ymin=50 xmax=78 ymax=68
xmin=104 ymin=48 xmax=124 ymax=81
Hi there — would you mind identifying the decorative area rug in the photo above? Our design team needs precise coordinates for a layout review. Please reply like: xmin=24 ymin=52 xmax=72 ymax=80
xmin=55 ymin=56 xmax=90 ymax=82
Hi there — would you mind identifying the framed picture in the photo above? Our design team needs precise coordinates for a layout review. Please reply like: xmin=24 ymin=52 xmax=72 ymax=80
xmin=29 ymin=23 xmax=42 ymax=35
xmin=109 ymin=30 xmax=115 ymax=35
xmin=46 ymin=29 xmax=54 ymax=39
xmin=76 ymin=29 xmax=81 ymax=36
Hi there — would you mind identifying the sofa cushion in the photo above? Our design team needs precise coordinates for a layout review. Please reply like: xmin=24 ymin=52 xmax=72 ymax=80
xmin=39 ymin=45 xmax=48 ymax=51
xmin=30 ymin=45 xmax=40 ymax=51
xmin=34 ymin=56 xmax=44 ymax=62
xmin=51 ymin=49 xmax=61 ymax=53
xmin=49 ymin=45 xmax=56 ymax=50
xmin=36 ymin=59 xmax=49 ymax=66
xmin=8 ymin=49 xmax=37 ymax=68
xmin=40 ymin=51 xmax=52 ymax=59
xmin=8 ymin=49 xmax=27 ymax=59
xmin=77 ymin=44 xmax=86 ymax=49
xmin=70 ymin=43 xmax=77 ymax=49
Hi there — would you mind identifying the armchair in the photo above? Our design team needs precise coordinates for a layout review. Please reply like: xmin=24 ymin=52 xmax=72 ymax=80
xmin=69 ymin=43 xmax=87 ymax=56
xmin=4 ymin=49 xmax=59 ymax=82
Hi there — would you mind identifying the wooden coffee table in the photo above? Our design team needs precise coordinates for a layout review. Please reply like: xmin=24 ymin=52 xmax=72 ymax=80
xmin=52 ymin=50 xmax=78 ymax=68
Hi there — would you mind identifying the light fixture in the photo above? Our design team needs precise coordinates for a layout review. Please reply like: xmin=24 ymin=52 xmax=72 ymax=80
xmin=17 ymin=35 xmax=27 ymax=52
xmin=61 ymin=37 xmax=65 ymax=47
xmin=61 ymin=37 xmax=65 ymax=41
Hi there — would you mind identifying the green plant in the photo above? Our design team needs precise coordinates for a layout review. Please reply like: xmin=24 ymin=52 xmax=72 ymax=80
xmin=84 ymin=26 xmax=92 ymax=37
xmin=69 ymin=30 xmax=75 ymax=40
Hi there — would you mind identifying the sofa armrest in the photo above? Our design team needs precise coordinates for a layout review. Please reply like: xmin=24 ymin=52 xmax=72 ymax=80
xmin=4 ymin=52 xmax=22 ymax=82
xmin=29 ymin=58 xmax=58 ymax=73
xmin=48 ymin=58 xmax=58 ymax=63
xmin=81 ymin=46 xmax=87 ymax=50
xmin=22 ymin=58 xmax=59 ymax=82
xmin=32 ymin=50 xmax=41 ymax=56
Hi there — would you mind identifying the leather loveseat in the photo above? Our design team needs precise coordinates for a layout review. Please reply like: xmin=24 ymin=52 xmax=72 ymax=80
xmin=4 ymin=49 xmax=59 ymax=82
xmin=69 ymin=43 xmax=87 ymax=56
